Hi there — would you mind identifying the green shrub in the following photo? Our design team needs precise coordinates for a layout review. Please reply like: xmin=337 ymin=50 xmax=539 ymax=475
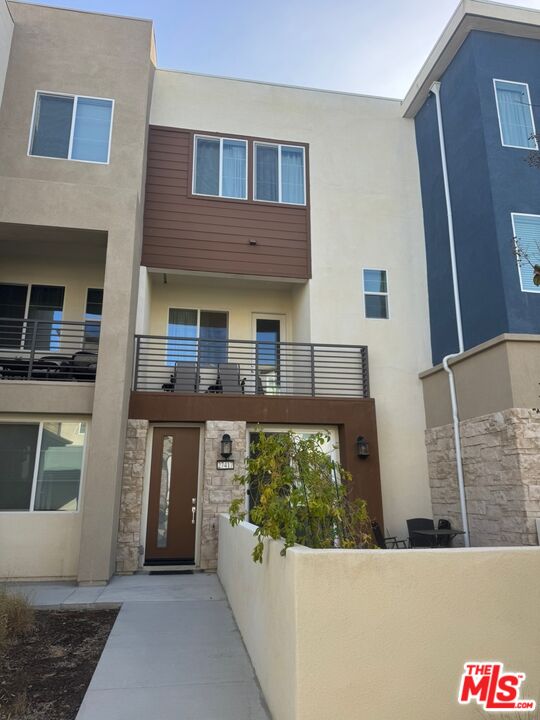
xmin=229 ymin=430 xmax=373 ymax=562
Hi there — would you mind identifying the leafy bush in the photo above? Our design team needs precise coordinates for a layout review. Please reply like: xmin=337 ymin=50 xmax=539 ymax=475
xmin=229 ymin=431 xmax=373 ymax=562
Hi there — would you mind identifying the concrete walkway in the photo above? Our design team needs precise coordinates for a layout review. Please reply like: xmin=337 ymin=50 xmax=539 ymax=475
xmin=14 ymin=574 xmax=270 ymax=720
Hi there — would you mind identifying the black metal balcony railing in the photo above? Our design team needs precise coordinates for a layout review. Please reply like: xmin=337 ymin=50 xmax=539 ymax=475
xmin=0 ymin=318 xmax=99 ymax=382
xmin=133 ymin=335 xmax=369 ymax=398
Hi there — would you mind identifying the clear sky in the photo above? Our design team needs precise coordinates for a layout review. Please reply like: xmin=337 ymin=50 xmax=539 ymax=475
xmin=22 ymin=0 xmax=540 ymax=98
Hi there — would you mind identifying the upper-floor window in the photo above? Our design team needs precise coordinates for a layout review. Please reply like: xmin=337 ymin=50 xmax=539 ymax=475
xmin=363 ymin=269 xmax=389 ymax=319
xmin=254 ymin=143 xmax=305 ymax=204
xmin=167 ymin=308 xmax=228 ymax=365
xmin=84 ymin=288 xmax=103 ymax=349
xmin=512 ymin=213 xmax=540 ymax=293
xmin=493 ymin=80 xmax=537 ymax=150
xmin=193 ymin=135 xmax=247 ymax=199
xmin=0 ymin=283 xmax=64 ymax=350
xmin=29 ymin=92 xmax=114 ymax=164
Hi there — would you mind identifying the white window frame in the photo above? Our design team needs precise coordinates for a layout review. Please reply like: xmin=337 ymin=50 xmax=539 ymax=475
xmin=253 ymin=142 xmax=306 ymax=206
xmin=493 ymin=79 xmax=538 ymax=151
xmin=28 ymin=90 xmax=115 ymax=165
xmin=511 ymin=212 xmax=540 ymax=293
xmin=362 ymin=268 xmax=390 ymax=319
xmin=0 ymin=281 xmax=65 ymax=350
xmin=166 ymin=307 xmax=229 ymax=366
xmin=0 ymin=418 xmax=88 ymax=514
xmin=192 ymin=134 xmax=248 ymax=200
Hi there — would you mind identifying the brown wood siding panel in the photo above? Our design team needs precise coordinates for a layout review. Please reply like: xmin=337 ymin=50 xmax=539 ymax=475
xmin=143 ymin=126 xmax=311 ymax=279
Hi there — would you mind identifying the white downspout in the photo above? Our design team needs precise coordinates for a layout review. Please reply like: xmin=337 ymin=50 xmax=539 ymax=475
xmin=429 ymin=81 xmax=470 ymax=547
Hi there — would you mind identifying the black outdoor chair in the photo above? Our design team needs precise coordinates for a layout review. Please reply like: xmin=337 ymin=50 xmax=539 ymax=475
xmin=407 ymin=517 xmax=435 ymax=548
xmin=371 ymin=520 xmax=407 ymax=549
xmin=68 ymin=351 xmax=98 ymax=381
xmin=437 ymin=518 xmax=453 ymax=547
xmin=217 ymin=363 xmax=243 ymax=394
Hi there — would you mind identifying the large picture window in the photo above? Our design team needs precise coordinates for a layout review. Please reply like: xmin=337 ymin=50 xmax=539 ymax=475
xmin=0 ymin=421 xmax=86 ymax=512
xmin=0 ymin=283 xmax=65 ymax=350
xmin=494 ymin=80 xmax=537 ymax=150
xmin=193 ymin=135 xmax=247 ymax=199
xmin=254 ymin=143 xmax=305 ymax=205
xmin=30 ymin=92 xmax=114 ymax=163
xmin=167 ymin=308 xmax=228 ymax=366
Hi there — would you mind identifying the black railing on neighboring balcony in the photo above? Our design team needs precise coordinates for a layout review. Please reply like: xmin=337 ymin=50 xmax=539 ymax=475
xmin=133 ymin=335 xmax=369 ymax=398
xmin=0 ymin=318 xmax=99 ymax=382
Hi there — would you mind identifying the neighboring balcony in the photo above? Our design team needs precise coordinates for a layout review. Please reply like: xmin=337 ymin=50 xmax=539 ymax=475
xmin=133 ymin=335 xmax=369 ymax=399
xmin=0 ymin=318 xmax=99 ymax=382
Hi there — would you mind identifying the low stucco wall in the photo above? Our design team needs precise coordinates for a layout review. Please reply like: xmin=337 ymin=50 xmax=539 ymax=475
xmin=218 ymin=515 xmax=540 ymax=720
xmin=0 ymin=512 xmax=81 ymax=580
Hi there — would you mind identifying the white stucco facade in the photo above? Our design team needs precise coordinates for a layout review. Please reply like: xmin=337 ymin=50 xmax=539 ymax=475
xmin=147 ymin=70 xmax=433 ymax=536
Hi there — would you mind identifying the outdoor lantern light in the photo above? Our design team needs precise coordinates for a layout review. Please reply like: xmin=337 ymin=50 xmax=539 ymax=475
xmin=220 ymin=433 xmax=233 ymax=459
xmin=356 ymin=436 xmax=369 ymax=458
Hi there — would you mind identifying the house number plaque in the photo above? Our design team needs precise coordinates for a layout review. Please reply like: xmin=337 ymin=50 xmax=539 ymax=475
xmin=217 ymin=460 xmax=234 ymax=470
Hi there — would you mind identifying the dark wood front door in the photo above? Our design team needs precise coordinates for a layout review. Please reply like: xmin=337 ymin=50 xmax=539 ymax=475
xmin=145 ymin=427 xmax=199 ymax=564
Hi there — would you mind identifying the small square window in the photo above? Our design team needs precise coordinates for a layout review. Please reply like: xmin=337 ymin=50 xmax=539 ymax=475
xmin=30 ymin=93 xmax=114 ymax=163
xmin=363 ymin=269 xmax=389 ymax=319
xmin=254 ymin=143 xmax=305 ymax=205
xmin=193 ymin=136 xmax=247 ymax=199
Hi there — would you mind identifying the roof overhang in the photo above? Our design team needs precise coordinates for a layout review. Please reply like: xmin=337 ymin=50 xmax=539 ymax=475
xmin=402 ymin=0 xmax=540 ymax=118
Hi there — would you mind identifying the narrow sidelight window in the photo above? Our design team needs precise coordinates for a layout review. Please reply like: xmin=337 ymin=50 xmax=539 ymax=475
xmin=84 ymin=288 xmax=103 ymax=349
xmin=30 ymin=92 xmax=114 ymax=163
xmin=193 ymin=135 xmax=247 ymax=199
xmin=0 ymin=421 xmax=85 ymax=512
xmin=494 ymin=80 xmax=537 ymax=149
xmin=363 ymin=269 xmax=389 ymax=319
xmin=512 ymin=213 xmax=540 ymax=292
xmin=254 ymin=143 xmax=305 ymax=204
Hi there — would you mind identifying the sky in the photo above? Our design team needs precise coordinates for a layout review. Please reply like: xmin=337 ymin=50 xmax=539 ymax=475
xmin=22 ymin=0 xmax=540 ymax=98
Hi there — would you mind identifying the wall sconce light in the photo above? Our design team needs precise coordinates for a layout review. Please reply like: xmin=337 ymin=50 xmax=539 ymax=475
xmin=220 ymin=433 xmax=233 ymax=459
xmin=356 ymin=436 xmax=369 ymax=458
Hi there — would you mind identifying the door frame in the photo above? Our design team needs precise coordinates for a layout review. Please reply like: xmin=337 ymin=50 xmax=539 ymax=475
xmin=140 ymin=423 xmax=205 ymax=567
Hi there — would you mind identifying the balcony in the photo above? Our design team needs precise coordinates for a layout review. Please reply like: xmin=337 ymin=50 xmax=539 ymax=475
xmin=133 ymin=335 xmax=369 ymax=399
xmin=0 ymin=318 xmax=99 ymax=382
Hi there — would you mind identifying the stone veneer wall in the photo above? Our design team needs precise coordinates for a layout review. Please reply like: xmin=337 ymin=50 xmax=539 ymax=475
xmin=116 ymin=419 xmax=149 ymax=574
xmin=116 ymin=419 xmax=247 ymax=573
xmin=426 ymin=408 xmax=540 ymax=546
xmin=200 ymin=420 xmax=247 ymax=570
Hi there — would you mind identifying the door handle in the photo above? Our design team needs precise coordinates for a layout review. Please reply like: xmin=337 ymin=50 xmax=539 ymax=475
xmin=192 ymin=498 xmax=197 ymax=525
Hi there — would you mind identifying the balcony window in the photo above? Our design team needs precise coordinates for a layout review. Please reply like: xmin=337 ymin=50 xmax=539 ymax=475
xmin=193 ymin=135 xmax=247 ymax=199
xmin=494 ymin=80 xmax=537 ymax=150
xmin=254 ymin=143 xmax=305 ymax=205
xmin=30 ymin=92 xmax=114 ymax=163
xmin=167 ymin=308 xmax=228 ymax=366
xmin=0 ymin=421 xmax=85 ymax=512
xmin=0 ymin=283 xmax=64 ymax=350
xmin=363 ymin=269 xmax=389 ymax=319
xmin=84 ymin=288 xmax=103 ymax=349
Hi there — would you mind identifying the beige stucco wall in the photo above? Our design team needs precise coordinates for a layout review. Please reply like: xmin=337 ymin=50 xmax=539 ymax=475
xmin=219 ymin=516 xmax=540 ymax=720
xmin=0 ymin=2 xmax=155 ymax=583
xmin=150 ymin=71 xmax=433 ymax=538
xmin=421 ymin=335 xmax=540 ymax=428
xmin=0 ymin=0 xmax=12 ymax=106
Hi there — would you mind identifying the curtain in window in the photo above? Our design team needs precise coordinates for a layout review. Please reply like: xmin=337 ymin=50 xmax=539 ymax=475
xmin=222 ymin=140 xmax=246 ymax=198
xmin=199 ymin=311 xmax=228 ymax=365
xmin=167 ymin=309 xmax=198 ymax=365
xmin=195 ymin=137 xmax=220 ymax=195
xmin=496 ymin=81 xmax=536 ymax=148
xmin=31 ymin=94 xmax=73 ymax=159
xmin=513 ymin=214 xmax=540 ymax=291
xmin=281 ymin=146 xmax=305 ymax=204
xmin=256 ymin=144 xmax=279 ymax=201
xmin=71 ymin=98 xmax=113 ymax=163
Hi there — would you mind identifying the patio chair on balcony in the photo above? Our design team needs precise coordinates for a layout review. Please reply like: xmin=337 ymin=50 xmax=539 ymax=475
xmin=69 ymin=351 xmax=98 ymax=381
xmin=371 ymin=520 xmax=407 ymax=549
xmin=171 ymin=361 xmax=199 ymax=393
xmin=407 ymin=517 xmax=435 ymax=548
xmin=437 ymin=518 xmax=453 ymax=547
xmin=217 ymin=363 xmax=243 ymax=394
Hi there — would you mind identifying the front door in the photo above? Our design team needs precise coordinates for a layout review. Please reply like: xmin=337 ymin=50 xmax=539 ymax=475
xmin=145 ymin=427 xmax=199 ymax=564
